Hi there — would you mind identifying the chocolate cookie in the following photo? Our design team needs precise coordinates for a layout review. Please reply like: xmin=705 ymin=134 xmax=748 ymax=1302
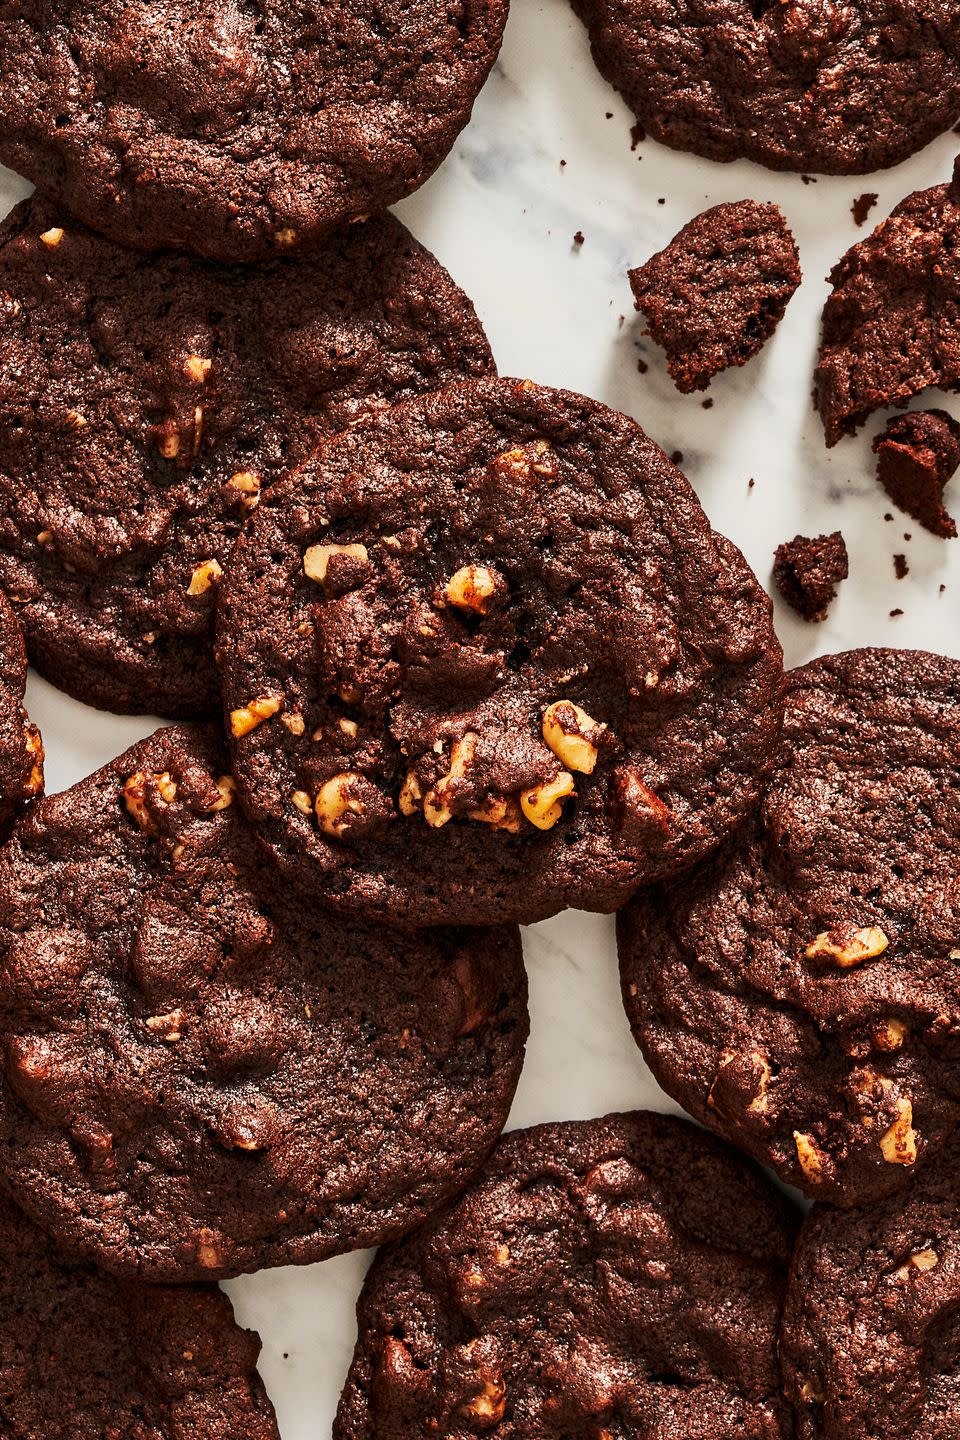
xmin=0 ymin=1 xmax=507 ymax=263
xmin=629 ymin=200 xmax=801 ymax=394
xmin=816 ymin=159 xmax=960 ymax=447
xmin=334 ymin=1111 xmax=799 ymax=1439
xmin=773 ymin=531 xmax=849 ymax=622
xmin=0 ymin=590 xmax=42 ymax=836
xmin=570 ymin=0 xmax=960 ymax=175
xmin=873 ymin=410 xmax=960 ymax=538
xmin=619 ymin=648 xmax=960 ymax=1207
xmin=0 ymin=1187 xmax=279 ymax=1439
xmin=0 ymin=195 xmax=494 ymax=718
xmin=216 ymin=376 xmax=784 ymax=928
xmin=0 ymin=725 xmax=527 ymax=1281
xmin=782 ymin=1136 xmax=960 ymax=1439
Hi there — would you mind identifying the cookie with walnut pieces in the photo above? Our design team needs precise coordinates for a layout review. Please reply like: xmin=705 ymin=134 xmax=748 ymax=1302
xmin=334 ymin=1111 xmax=799 ymax=1440
xmin=0 ymin=589 xmax=42 ymax=837
xmin=0 ymin=724 xmax=527 ymax=1282
xmin=570 ymin=0 xmax=960 ymax=175
xmin=619 ymin=648 xmax=960 ymax=1208
xmin=0 ymin=194 xmax=494 ymax=718
xmin=0 ymin=0 xmax=507 ymax=263
xmin=781 ymin=1136 xmax=960 ymax=1440
xmin=215 ymin=376 xmax=784 ymax=928
xmin=0 ymin=1186 xmax=279 ymax=1439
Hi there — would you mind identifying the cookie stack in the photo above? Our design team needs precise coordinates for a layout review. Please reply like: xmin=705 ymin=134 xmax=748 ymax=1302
xmin=0 ymin=4 xmax=958 ymax=1439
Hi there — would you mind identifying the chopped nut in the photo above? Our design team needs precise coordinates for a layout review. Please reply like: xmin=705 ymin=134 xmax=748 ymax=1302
xmin=274 ymin=227 xmax=299 ymax=247
xmin=36 ymin=530 xmax=52 ymax=549
xmin=423 ymin=733 xmax=477 ymax=828
xmin=315 ymin=772 xmax=365 ymax=838
xmin=186 ymin=558 xmax=223 ymax=596
xmin=146 ymin=1009 xmax=186 ymax=1042
xmin=230 ymin=694 xmax=282 ymax=738
xmin=158 ymin=430 xmax=180 ymax=460
xmin=194 ymin=1229 xmax=227 ymax=1270
xmin=123 ymin=770 xmax=176 ymax=830
xmin=793 ymin=1131 xmax=828 ymax=1183
xmin=880 ymin=1097 xmax=917 ymax=1166
xmin=291 ymin=789 xmax=314 ymax=816
xmin=40 ymin=227 xmax=64 ymax=248
xmin=303 ymin=541 xmax=369 ymax=585
xmin=875 ymin=1018 xmax=908 ymax=1052
xmin=805 ymin=924 xmax=889 ymax=968
xmin=25 ymin=728 xmax=43 ymax=796
xmin=541 ymin=699 xmax=604 ymax=774
xmin=184 ymin=354 xmax=212 ymax=383
xmin=63 ymin=409 xmax=87 ymax=431
xmin=399 ymin=769 xmax=423 ymax=816
xmin=520 ymin=771 xmax=575 ymax=830
xmin=908 ymin=1247 xmax=939 ymax=1272
xmin=444 ymin=564 xmax=498 ymax=613
xmin=281 ymin=712 xmax=305 ymax=735
xmin=206 ymin=775 xmax=236 ymax=812
xmin=467 ymin=794 xmax=524 ymax=833
xmin=228 ymin=470 xmax=262 ymax=512
xmin=338 ymin=717 xmax=358 ymax=738
xmin=460 ymin=1376 xmax=506 ymax=1423
xmin=798 ymin=1378 xmax=825 ymax=1403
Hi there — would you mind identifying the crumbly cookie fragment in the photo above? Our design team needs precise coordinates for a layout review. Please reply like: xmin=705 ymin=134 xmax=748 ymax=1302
xmin=773 ymin=531 xmax=848 ymax=621
xmin=873 ymin=410 xmax=960 ymax=538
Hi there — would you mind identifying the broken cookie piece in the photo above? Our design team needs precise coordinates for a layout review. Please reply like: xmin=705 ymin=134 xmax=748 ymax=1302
xmin=629 ymin=200 xmax=801 ymax=393
xmin=773 ymin=531 xmax=848 ymax=621
xmin=873 ymin=410 xmax=960 ymax=538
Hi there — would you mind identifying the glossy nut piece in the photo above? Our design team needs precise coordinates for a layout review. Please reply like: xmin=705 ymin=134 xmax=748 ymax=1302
xmin=520 ymin=771 xmax=575 ymax=829
xmin=541 ymin=699 xmax=604 ymax=774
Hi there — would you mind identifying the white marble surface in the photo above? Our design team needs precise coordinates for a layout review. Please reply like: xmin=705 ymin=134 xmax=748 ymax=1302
xmin=4 ymin=2 xmax=960 ymax=1435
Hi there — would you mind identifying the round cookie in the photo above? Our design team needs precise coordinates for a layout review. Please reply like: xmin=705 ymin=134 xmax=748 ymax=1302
xmin=334 ymin=1111 xmax=800 ymax=1438
xmin=619 ymin=648 xmax=960 ymax=1208
xmin=0 ymin=1187 xmax=279 ymax=1439
xmin=0 ymin=724 xmax=527 ymax=1282
xmin=781 ymin=1138 xmax=960 ymax=1439
xmin=0 ymin=0 xmax=507 ymax=263
xmin=0 ymin=590 xmax=42 ymax=836
xmin=216 ymin=376 xmax=784 ymax=928
xmin=570 ymin=0 xmax=960 ymax=175
xmin=0 ymin=195 xmax=494 ymax=718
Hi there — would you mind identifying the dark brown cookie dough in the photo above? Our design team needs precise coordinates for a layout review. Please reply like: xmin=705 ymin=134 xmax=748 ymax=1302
xmin=334 ymin=1111 xmax=799 ymax=1439
xmin=816 ymin=159 xmax=960 ymax=447
xmin=0 ymin=1187 xmax=279 ymax=1439
xmin=0 ymin=194 xmax=494 ymax=718
xmin=773 ymin=531 xmax=848 ymax=622
xmin=782 ymin=1136 xmax=960 ymax=1439
xmin=0 ymin=1 xmax=507 ymax=263
xmin=629 ymin=200 xmax=801 ymax=394
xmin=569 ymin=0 xmax=960 ymax=175
xmin=0 ymin=725 xmax=527 ymax=1282
xmin=216 ymin=377 xmax=784 ymax=928
xmin=619 ymin=648 xmax=960 ymax=1207
xmin=873 ymin=410 xmax=960 ymax=538
xmin=0 ymin=590 xmax=42 ymax=837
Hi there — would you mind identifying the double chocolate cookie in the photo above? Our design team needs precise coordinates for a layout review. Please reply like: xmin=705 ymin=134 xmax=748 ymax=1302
xmin=0 ymin=1187 xmax=278 ymax=1438
xmin=816 ymin=159 xmax=960 ymax=446
xmin=0 ymin=725 xmax=527 ymax=1281
xmin=0 ymin=590 xmax=42 ymax=836
xmin=0 ymin=0 xmax=507 ymax=262
xmin=782 ymin=1136 xmax=960 ymax=1438
xmin=216 ymin=376 xmax=784 ymax=927
xmin=0 ymin=194 xmax=494 ymax=718
xmin=620 ymin=648 xmax=960 ymax=1207
xmin=571 ymin=0 xmax=960 ymax=175
xmin=335 ymin=1111 xmax=799 ymax=1438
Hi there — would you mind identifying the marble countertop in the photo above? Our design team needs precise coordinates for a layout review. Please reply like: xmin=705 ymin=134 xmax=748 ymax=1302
xmin=3 ymin=2 xmax=960 ymax=1434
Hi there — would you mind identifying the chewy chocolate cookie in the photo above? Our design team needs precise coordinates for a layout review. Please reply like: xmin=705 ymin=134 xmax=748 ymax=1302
xmin=0 ymin=194 xmax=493 ymax=718
xmin=0 ymin=1 xmax=507 ymax=263
xmin=570 ymin=0 xmax=960 ymax=175
xmin=816 ymin=159 xmax=960 ymax=447
xmin=334 ymin=1111 xmax=799 ymax=1439
xmin=0 ymin=1187 xmax=279 ymax=1439
xmin=216 ymin=376 xmax=784 ymax=928
xmin=629 ymin=200 xmax=801 ymax=394
xmin=782 ymin=1136 xmax=960 ymax=1439
xmin=0 ymin=725 xmax=527 ymax=1282
xmin=0 ymin=590 xmax=42 ymax=836
xmin=620 ymin=648 xmax=960 ymax=1207
xmin=873 ymin=410 xmax=960 ymax=538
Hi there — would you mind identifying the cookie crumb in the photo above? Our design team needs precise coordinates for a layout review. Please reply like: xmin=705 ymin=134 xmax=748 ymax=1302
xmin=702 ymin=398 xmax=714 ymax=410
xmin=637 ymin=358 xmax=648 ymax=374
xmin=851 ymin=192 xmax=878 ymax=226
xmin=748 ymin=477 xmax=755 ymax=489
xmin=893 ymin=553 xmax=909 ymax=578
xmin=889 ymin=608 xmax=904 ymax=617
xmin=573 ymin=230 xmax=585 ymax=247
xmin=630 ymin=122 xmax=645 ymax=149
xmin=669 ymin=449 xmax=684 ymax=466
xmin=801 ymin=175 xmax=818 ymax=185
xmin=773 ymin=531 xmax=848 ymax=622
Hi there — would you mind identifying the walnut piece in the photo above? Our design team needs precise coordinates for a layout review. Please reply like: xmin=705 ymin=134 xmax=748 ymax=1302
xmin=315 ymin=773 xmax=365 ymax=838
xmin=793 ymin=1130 xmax=828 ymax=1183
xmin=541 ymin=699 xmax=604 ymax=774
xmin=521 ymin=771 xmax=575 ymax=829
xmin=880 ymin=1097 xmax=917 ymax=1166
xmin=40 ymin=226 xmax=64 ymax=248
xmin=805 ymin=924 xmax=889 ymax=967
xmin=424 ymin=734 xmax=477 ymax=828
xmin=230 ymin=694 xmax=282 ymax=738
xmin=186 ymin=558 xmax=223 ymax=595
xmin=444 ymin=564 xmax=498 ymax=613
xmin=228 ymin=470 xmax=261 ymax=512
xmin=303 ymin=542 xmax=368 ymax=585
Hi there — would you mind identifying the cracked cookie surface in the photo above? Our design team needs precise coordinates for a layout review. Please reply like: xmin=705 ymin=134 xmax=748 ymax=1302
xmin=620 ymin=647 xmax=960 ymax=1207
xmin=0 ymin=724 xmax=527 ymax=1281
xmin=0 ymin=589 xmax=42 ymax=836
xmin=0 ymin=195 xmax=494 ymax=718
xmin=334 ymin=1111 xmax=799 ymax=1439
xmin=0 ymin=0 xmax=507 ymax=261
xmin=216 ymin=376 xmax=783 ymax=927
